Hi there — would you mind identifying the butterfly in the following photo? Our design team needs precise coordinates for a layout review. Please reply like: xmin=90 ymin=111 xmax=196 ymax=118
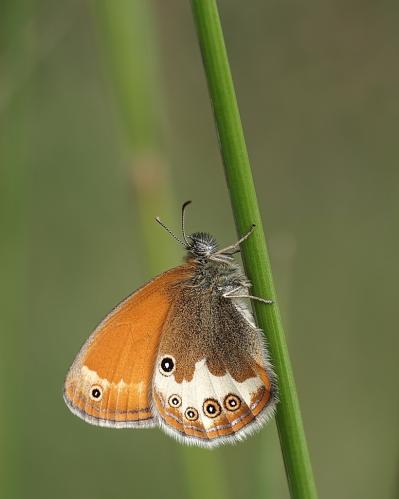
xmin=64 ymin=201 xmax=277 ymax=448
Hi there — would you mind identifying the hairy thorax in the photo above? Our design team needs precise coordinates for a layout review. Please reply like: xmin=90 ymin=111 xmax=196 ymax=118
xmin=185 ymin=257 xmax=251 ymax=294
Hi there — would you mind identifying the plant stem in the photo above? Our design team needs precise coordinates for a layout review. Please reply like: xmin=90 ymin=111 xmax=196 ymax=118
xmin=94 ymin=0 xmax=176 ymax=269
xmin=190 ymin=2 xmax=318 ymax=498
xmin=93 ymin=2 xmax=228 ymax=499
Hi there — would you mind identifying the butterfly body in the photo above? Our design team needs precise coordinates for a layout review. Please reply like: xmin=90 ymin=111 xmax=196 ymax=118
xmin=64 ymin=210 xmax=277 ymax=447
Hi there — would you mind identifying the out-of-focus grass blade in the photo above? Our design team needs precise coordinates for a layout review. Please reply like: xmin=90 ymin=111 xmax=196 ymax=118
xmin=92 ymin=2 xmax=229 ymax=499
xmin=0 ymin=3 xmax=34 ymax=498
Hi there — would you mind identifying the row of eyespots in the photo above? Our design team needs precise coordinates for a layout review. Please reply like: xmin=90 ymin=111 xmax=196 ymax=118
xmin=88 ymin=384 xmax=242 ymax=421
xmin=168 ymin=394 xmax=242 ymax=420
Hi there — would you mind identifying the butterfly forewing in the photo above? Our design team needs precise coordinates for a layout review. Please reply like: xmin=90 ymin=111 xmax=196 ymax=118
xmin=63 ymin=265 xmax=195 ymax=428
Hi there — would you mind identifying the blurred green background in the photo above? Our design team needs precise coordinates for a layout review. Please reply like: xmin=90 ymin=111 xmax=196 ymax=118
xmin=1 ymin=1 xmax=398 ymax=498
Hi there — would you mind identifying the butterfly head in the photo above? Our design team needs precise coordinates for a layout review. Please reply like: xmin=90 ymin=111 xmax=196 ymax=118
xmin=186 ymin=232 xmax=218 ymax=258
xmin=155 ymin=201 xmax=238 ymax=263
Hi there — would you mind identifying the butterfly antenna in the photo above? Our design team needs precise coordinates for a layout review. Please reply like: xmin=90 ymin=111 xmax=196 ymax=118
xmin=181 ymin=200 xmax=192 ymax=245
xmin=155 ymin=216 xmax=186 ymax=247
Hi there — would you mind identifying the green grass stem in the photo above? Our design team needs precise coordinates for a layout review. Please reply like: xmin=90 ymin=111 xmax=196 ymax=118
xmin=190 ymin=2 xmax=318 ymax=498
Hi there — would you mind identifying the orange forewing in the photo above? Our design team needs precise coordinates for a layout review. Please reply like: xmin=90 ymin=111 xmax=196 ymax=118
xmin=64 ymin=264 xmax=194 ymax=427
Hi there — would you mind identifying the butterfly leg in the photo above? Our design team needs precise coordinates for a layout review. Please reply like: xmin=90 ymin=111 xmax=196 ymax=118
xmin=215 ymin=224 xmax=256 ymax=256
xmin=223 ymin=286 xmax=273 ymax=305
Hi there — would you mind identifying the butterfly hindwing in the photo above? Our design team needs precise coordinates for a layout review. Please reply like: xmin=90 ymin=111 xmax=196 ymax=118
xmin=63 ymin=265 xmax=194 ymax=428
xmin=152 ymin=288 xmax=277 ymax=447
